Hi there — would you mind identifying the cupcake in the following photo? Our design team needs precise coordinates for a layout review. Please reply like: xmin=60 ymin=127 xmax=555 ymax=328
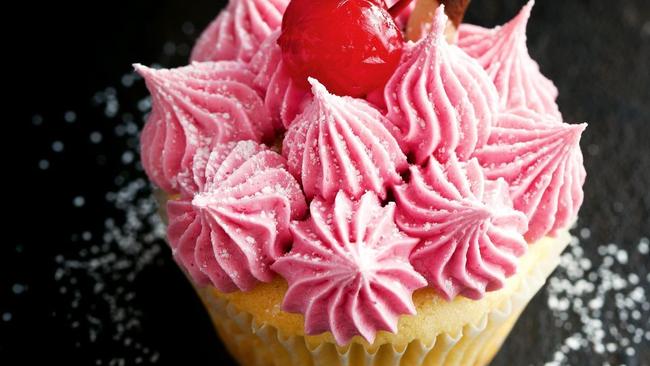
xmin=135 ymin=0 xmax=587 ymax=365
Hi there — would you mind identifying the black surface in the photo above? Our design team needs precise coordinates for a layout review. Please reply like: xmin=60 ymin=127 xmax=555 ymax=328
xmin=3 ymin=0 xmax=649 ymax=365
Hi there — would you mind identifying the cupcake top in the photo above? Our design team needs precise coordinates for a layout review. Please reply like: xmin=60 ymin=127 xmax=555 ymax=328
xmin=191 ymin=0 xmax=290 ymax=63
xmin=458 ymin=0 xmax=561 ymax=118
xmin=384 ymin=9 xmax=498 ymax=164
xmin=137 ymin=0 xmax=586 ymax=344
xmin=272 ymin=191 xmax=426 ymax=344
xmin=283 ymin=78 xmax=407 ymax=201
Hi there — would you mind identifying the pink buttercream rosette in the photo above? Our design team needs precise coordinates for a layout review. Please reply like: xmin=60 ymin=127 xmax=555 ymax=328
xmin=137 ymin=1 xmax=587 ymax=345
xmin=394 ymin=157 xmax=528 ymax=300
xmin=135 ymin=61 xmax=276 ymax=193
xmin=167 ymin=141 xmax=306 ymax=292
xmin=191 ymin=0 xmax=290 ymax=63
xmin=383 ymin=7 xmax=498 ymax=164
xmin=458 ymin=0 xmax=561 ymax=118
xmin=272 ymin=191 xmax=426 ymax=344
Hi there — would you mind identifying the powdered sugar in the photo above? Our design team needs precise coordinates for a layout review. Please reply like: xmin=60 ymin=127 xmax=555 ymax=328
xmin=543 ymin=231 xmax=649 ymax=365
xmin=43 ymin=39 xmax=184 ymax=361
xmin=55 ymin=179 xmax=165 ymax=365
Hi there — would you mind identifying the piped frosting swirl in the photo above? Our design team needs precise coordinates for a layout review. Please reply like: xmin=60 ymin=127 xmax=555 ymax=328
xmin=133 ymin=0 xmax=589 ymax=347
xmin=249 ymin=30 xmax=311 ymax=128
xmin=136 ymin=61 xmax=274 ymax=193
xmin=167 ymin=141 xmax=307 ymax=292
xmin=384 ymin=6 xmax=498 ymax=164
xmin=190 ymin=0 xmax=289 ymax=63
xmin=283 ymin=78 xmax=407 ymax=200
xmin=272 ymin=191 xmax=426 ymax=344
xmin=472 ymin=108 xmax=586 ymax=241
xmin=457 ymin=1 xmax=561 ymax=117
xmin=394 ymin=157 xmax=528 ymax=300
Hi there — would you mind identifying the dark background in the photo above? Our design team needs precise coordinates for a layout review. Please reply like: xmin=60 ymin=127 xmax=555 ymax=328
xmin=3 ymin=0 xmax=649 ymax=365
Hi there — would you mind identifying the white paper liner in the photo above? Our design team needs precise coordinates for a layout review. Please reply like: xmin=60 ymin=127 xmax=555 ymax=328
xmin=196 ymin=234 xmax=568 ymax=366
xmin=157 ymin=186 xmax=571 ymax=366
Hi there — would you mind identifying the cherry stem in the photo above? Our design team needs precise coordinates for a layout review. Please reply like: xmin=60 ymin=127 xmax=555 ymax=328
xmin=388 ymin=0 xmax=415 ymax=18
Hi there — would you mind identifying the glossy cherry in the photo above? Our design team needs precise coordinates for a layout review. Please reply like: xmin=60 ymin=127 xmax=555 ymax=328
xmin=278 ymin=0 xmax=404 ymax=97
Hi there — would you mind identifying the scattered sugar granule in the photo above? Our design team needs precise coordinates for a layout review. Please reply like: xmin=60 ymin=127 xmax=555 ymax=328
xmin=38 ymin=159 xmax=50 ymax=170
xmin=544 ymin=230 xmax=649 ymax=365
xmin=32 ymin=114 xmax=43 ymax=126
xmin=64 ymin=110 xmax=77 ymax=123
xmin=50 ymin=62 xmax=176 ymax=364
xmin=55 ymin=179 xmax=165 ymax=364
xmin=638 ymin=237 xmax=649 ymax=254
xmin=73 ymin=196 xmax=86 ymax=208
xmin=90 ymin=131 xmax=103 ymax=144
xmin=52 ymin=140 xmax=64 ymax=152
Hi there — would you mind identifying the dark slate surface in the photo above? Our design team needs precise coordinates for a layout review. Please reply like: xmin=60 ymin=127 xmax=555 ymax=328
xmin=3 ymin=0 xmax=649 ymax=365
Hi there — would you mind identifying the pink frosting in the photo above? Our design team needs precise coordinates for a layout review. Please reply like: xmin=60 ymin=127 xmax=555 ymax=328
xmin=136 ymin=61 xmax=275 ymax=193
xmin=386 ymin=0 xmax=415 ymax=29
xmin=394 ymin=157 xmax=528 ymax=300
xmin=249 ymin=30 xmax=311 ymax=128
xmin=457 ymin=1 xmax=561 ymax=118
xmin=472 ymin=109 xmax=586 ymax=242
xmin=190 ymin=0 xmax=289 ymax=63
xmin=135 ymin=0 xmax=588 ymax=346
xmin=167 ymin=141 xmax=307 ymax=292
xmin=384 ymin=7 xmax=498 ymax=164
xmin=283 ymin=79 xmax=407 ymax=201
xmin=272 ymin=191 xmax=426 ymax=344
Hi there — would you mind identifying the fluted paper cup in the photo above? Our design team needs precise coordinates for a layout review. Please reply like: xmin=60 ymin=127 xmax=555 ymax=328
xmin=189 ymin=231 xmax=570 ymax=366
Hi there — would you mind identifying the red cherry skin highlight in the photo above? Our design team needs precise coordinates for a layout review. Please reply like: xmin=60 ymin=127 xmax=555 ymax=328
xmin=278 ymin=0 xmax=404 ymax=97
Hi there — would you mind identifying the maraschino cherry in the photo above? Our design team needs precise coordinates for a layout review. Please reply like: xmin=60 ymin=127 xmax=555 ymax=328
xmin=278 ymin=0 xmax=406 ymax=97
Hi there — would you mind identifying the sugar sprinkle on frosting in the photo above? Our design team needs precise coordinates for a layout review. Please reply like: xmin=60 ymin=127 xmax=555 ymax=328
xmin=458 ymin=1 xmax=561 ymax=117
xmin=272 ymin=191 xmax=426 ymax=344
xmin=168 ymin=141 xmax=306 ymax=292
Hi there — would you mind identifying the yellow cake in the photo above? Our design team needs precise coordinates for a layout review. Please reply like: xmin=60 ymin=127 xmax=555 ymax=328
xmin=136 ymin=1 xmax=587 ymax=365
xmin=193 ymin=231 xmax=570 ymax=366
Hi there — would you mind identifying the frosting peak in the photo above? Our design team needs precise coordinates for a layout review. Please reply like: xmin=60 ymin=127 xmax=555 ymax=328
xmin=249 ymin=30 xmax=311 ymax=128
xmin=394 ymin=157 xmax=528 ymax=300
xmin=458 ymin=1 xmax=561 ymax=117
xmin=384 ymin=7 xmax=498 ymax=164
xmin=167 ymin=141 xmax=307 ymax=292
xmin=135 ymin=0 xmax=589 ymax=348
xmin=473 ymin=109 xmax=586 ymax=241
xmin=283 ymin=78 xmax=407 ymax=201
xmin=190 ymin=0 xmax=289 ymax=63
xmin=272 ymin=191 xmax=426 ymax=344
xmin=135 ymin=61 xmax=275 ymax=193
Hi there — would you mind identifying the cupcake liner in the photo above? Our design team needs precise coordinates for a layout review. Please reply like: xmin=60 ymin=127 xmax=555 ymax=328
xmin=158 ymin=191 xmax=571 ymax=366
xmin=194 ymin=233 xmax=567 ymax=366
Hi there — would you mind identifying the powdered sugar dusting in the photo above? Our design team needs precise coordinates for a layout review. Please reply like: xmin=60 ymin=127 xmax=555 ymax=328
xmin=543 ymin=231 xmax=649 ymax=365
xmin=44 ymin=31 xmax=197 ymax=362
xmin=54 ymin=179 xmax=165 ymax=364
